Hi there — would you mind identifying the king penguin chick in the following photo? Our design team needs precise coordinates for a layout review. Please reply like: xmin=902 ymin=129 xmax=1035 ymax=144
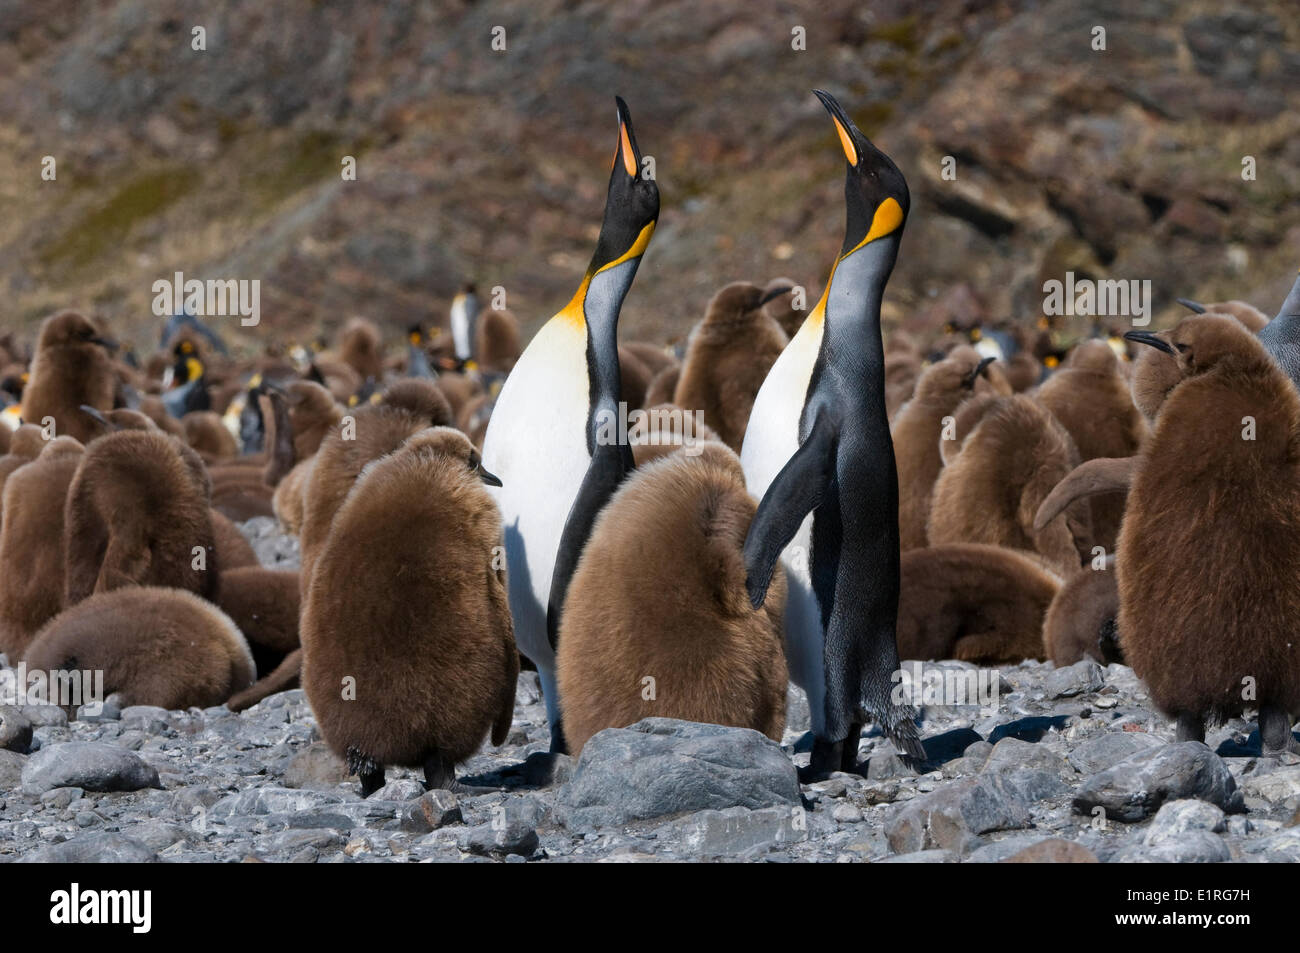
xmin=62 ymin=429 xmax=217 ymax=607
xmin=1042 ymin=559 xmax=1122 ymax=666
xmin=1120 ymin=317 xmax=1300 ymax=753
xmin=339 ymin=316 xmax=384 ymax=384
xmin=673 ymin=281 xmax=791 ymax=451
xmin=891 ymin=347 xmax=994 ymax=551
xmin=23 ymin=587 xmax=254 ymax=714
xmin=761 ymin=277 xmax=805 ymax=339
xmin=896 ymin=543 xmax=1058 ymax=664
xmin=299 ymin=378 xmax=452 ymax=592
xmin=480 ymin=96 xmax=658 ymax=756
xmin=301 ymin=427 xmax=517 ymax=794
xmin=214 ymin=566 xmax=301 ymax=679
xmin=0 ymin=437 xmax=85 ymax=657
xmin=21 ymin=311 xmax=116 ymax=444
xmin=557 ymin=443 xmax=788 ymax=754
xmin=0 ymin=424 xmax=47 ymax=511
xmin=475 ymin=307 xmax=522 ymax=374
xmin=927 ymin=395 xmax=1090 ymax=578
xmin=1034 ymin=339 xmax=1147 ymax=551
xmin=628 ymin=403 xmax=721 ymax=467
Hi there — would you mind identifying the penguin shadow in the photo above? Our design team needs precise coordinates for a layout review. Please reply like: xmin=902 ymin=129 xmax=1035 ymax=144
xmin=1215 ymin=727 xmax=1300 ymax=759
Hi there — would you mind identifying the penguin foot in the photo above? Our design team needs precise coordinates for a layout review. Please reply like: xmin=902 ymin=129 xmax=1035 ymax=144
xmin=797 ymin=726 xmax=863 ymax=783
xmin=462 ymin=751 xmax=564 ymax=790
xmin=549 ymin=719 xmax=569 ymax=756
xmin=1258 ymin=704 xmax=1300 ymax=757
xmin=1174 ymin=712 xmax=1205 ymax=744
xmin=423 ymin=751 xmax=455 ymax=792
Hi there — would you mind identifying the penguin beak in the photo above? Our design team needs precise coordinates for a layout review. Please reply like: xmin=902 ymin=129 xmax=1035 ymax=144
xmin=613 ymin=95 xmax=642 ymax=180
xmin=1176 ymin=298 xmax=1207 ymax=315
xmin=90 ymin=335 xmax=118 ymax=352
xmin=759 ymin=285 xmax=794 ymax=307
xmin=963 ymin=356 xmax=996 ymax=388
xmin=1124 ymin=330 xmax=1176 ymax=355
xmin=477 ymin=463 xmax=503 ymax=487
xmin=813 ymin=89 xmax=860 ymax=167
xmin=78 ymin=404 xmax=110 ymax=428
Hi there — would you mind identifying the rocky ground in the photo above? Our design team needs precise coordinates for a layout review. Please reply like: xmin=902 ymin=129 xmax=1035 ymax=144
xmin=1 ymin=518 xmax=1298 ymax=863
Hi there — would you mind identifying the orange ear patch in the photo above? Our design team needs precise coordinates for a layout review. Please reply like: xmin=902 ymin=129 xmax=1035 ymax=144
xmin=831 ymin=115 xmax=857 ymax=166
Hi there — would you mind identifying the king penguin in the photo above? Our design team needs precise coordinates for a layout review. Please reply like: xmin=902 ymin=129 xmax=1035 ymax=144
xmin=450 ymin=284 xmax=480 ymax=365
xmin=480 ymin=96 xmax=658 ymax=754
xmin=741 ymin=90 xmax=924 ymax=779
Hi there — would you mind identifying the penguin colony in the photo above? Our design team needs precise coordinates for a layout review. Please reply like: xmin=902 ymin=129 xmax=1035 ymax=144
xmin=2 ymin=91 xmax=1297 ymax=805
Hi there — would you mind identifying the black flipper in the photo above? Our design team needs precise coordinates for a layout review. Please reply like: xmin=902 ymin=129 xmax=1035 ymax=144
xmin=743 ymin=408 xmax=838 ymax=610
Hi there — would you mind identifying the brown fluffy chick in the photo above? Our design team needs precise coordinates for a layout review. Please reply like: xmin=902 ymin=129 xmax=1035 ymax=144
xmin=339 ymin=316 xmax=383 ymax=383
xmin=23 ymin=587 xmax=254 ymax=714
xmin=1035 ymin=339 xmax=1148 ymax=552
xmin=897 ymin=543 xmax=1059 ymax=664
xmin=0 ymin=437 xmax=84 ymax=657
xmin=674 ymin=282 xmax=790 ymax=451
xmin=301 ymin=427 xmax=516 ymax=793
xmin=1119 ymin=316 xmax=1300 ymax=753
xmin=1043 ymin=562 xmax=1121 ymax=666
xmin=892 ymin=346 xmax=994 ymax=551
xmin=556 ymin=442 xmax=787 ymax=755
xmin=21 ymin=311 xmax=116 ymax=444
xmin=928 ymin=395 xmax=1090 ymax=578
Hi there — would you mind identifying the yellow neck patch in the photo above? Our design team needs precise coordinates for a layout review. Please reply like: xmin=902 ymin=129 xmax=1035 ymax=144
xmin=557 ymin=221 xmax=656 ymax=328
xmin=845 ymin=197 xmax=904 ymax=257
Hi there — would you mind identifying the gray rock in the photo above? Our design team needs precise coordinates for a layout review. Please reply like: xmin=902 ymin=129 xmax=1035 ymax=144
xmin=0 ymin=706 xmax=32 ymax=752
xmin=1072 ymin=742 xmax=1239 ymax=822
xmin=211 ymin=786 xmax=346 ymax=816
xmin=885 ymin=775 xmax=1033 ymax=855
xmin=1108 ymin=830 xmax=1230 ymax=863
xmin=1045 ymin=659 xmax=1105 ymax=698
xmin=282 ymin=742 xmax=348 ymax=790
xmin=399 ymin=789 xmax=462 ymax=833
xmin=1239 ymin=765 xmax=1300 ymax=804
xmin=0 ymin=748 xmax=25 ymax=790
xmin=1241 ymin=828 xmax=1300 ymax=862
xmin=876 ymin=849 xmax=955 ymax=863
xmin=77 ymin=695 xmax=122 ymax=722
xmin=1143 ymin=799 xmax=1226 ymax=845
xmin=1068 ymin=731 xmax=1164 ymax=774
xmin=557 ymin=719 xmax=799 ymax=828
xmin=660 ymin=805 xmax=808 ymax=857
xmin=458 ymin=821 xmax=538 ymax=857
xmin=16 ymin=832 xmax=158 ymax=863
xmin=979 ymin=738 xmax=1069 ymax=801
xmin=20 ymin=705 xmax=68 ymax=728
xmin=369 ymin=779 xmax=424 ymax=801
xmin=120 ymin=706 xmax=171 ymax=734
xmin=21 ymin=742 xmax=161 ymax=794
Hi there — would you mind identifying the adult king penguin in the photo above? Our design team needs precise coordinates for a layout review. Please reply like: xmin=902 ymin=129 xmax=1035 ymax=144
xmin=481 ymin=96 xmax=658 ymax=754
xmin=741 ymin=90 xmax=923 ymax=780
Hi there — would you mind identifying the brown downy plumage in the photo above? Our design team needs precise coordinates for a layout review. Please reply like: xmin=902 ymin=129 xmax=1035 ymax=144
xmin=272 ymin=458 xmax=313 ymax=534
xmin=211 ymin=509 xmax=259 ymax=570
xmin=433 ymin=372 xmax=481 ymax=422
xmin=21 ymin=311 xmax=116 ymax=444
xmin=183 ymin=410 xmax=239 ymax=462
xmin=628 ymin=403 xmax=721 ymax=467
xmin=1043 ymin=561 xmax=1121 ymax=666
xmin=937 ymin=392 xmax=1000 ymax=467
xmin=1119 ymin=316 xmax=1300 ymax=752
xmin=301 ymin=427 xmax=516 ymax=793
xmin=884 ymin=352 xmax=921 ymax=421
xmin=339 ymin=316 xmax=383 ymax=383
xmin=63 ymin=429 xmax=217 ymax=607
xmin=23 ymin=587 xmax=254 ymax=713
xmin=137 ymin=394 xmax=188 ymax=439
xmin=0 ymin=437 xmax=84 ymax=657
xmin=896 ymin=543 xmax=1059 ymax=664
xmin=618 ymin=346 xmax=653 ymax=411
xmin=556 ymin=442 xmax=787 ymax=755
xmin=1004 ymin=351 xmax=1043 ymax=392
xmin=892 ymin=347 xmax=994 ymax=551
xmin=0 ymin=425 xmax=47 ymax=512
xmin=1034 ymin=340 xmax=1147 ymax=551
xmin=287 ymin=380 xmax=342 ymax=460
xmin=214 ymin=567 xmax=300 ymax=677
xmin=673 ymin=282 xmax=790 ymax=451
xmin=475 ymin=308 xmax=522 ymax=374
xmin=928 ymin=395 xmax=1090 ymax=578
xmin=299 ymin=378 xmax=453 ymax=594
xmin=643 ymin=360 xmax=682 ymax=409
xmin=621 ymin=341 xmax=676 ymax=378
xmin=761 ymin=277 xmax=804 ymax=338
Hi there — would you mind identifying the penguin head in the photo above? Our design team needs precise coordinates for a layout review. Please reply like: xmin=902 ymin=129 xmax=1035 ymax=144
xmin=813 ymin=90 xmax=910 ymax=262
xmin=402 ymin=426 xmax=503 ymax=487
xmin=916 ymin=346 xmax=993 ymax=398
xmin=38 ymin=311 xmax=117 ymax=352
xmin=584 ymin=96 xmax=659 ymax=280
xmin=1129 ymin=315 xmax=1268 ymax=380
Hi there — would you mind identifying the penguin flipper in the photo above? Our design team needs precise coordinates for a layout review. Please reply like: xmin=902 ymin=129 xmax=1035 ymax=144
xmin=1032 ymin=456 xmax=1135 ymax=532
xmin=743 ymin=410 xmax=838 ymax=609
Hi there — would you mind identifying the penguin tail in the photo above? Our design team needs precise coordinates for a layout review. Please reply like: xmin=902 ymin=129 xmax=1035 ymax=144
xmin=859 ymin=701 xmax=927 ymax=763
xmin=345 ymin=746 xmax=380 ymax=780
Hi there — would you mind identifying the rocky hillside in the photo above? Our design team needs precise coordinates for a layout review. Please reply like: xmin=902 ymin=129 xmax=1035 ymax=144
xmin=2 ymin=0 xmax=1298 ymax=353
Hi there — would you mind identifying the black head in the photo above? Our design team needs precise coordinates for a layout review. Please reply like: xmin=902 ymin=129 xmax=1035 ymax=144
xmin=813 ymin=90 xmax=910 ymax=259
xmin=585 ymin=96 xmax=660 ymax=275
